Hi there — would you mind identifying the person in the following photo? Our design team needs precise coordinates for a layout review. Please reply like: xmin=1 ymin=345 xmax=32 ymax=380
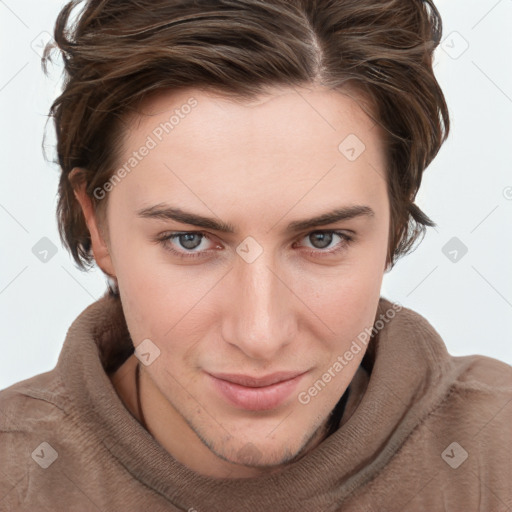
xmin=1 ymin=0 xmax=511 ymax=510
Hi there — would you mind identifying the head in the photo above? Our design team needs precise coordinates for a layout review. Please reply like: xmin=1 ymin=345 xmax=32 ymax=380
xmin=44 ymin=0 xmax=449 ymax=474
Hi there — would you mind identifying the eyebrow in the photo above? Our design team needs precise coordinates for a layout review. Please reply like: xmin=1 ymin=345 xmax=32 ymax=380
xmin=136 ymin=203 xmax=375 ymax=233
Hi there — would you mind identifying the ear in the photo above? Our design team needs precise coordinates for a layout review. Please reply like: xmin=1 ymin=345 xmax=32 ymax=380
xmin=69 ymin=168 xmax=117 ymax=279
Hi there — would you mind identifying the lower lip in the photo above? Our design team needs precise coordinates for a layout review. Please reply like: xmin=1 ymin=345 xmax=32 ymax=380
xmin=208 ymin=373 xmax=305 ymax=411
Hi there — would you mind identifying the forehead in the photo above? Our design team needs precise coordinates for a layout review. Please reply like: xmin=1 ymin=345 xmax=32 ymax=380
xmin=125 ymin=84 xmax=381 ymax=155
xmin=112 ymin=85 xmax=387 ymax=218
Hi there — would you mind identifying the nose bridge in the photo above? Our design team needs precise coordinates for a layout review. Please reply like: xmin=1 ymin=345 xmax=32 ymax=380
xmin=225 ymin=248 xmax=293 ymax=360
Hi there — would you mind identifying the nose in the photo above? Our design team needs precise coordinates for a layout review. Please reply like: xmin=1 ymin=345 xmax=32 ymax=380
xmin=222 ymin=249 xmax=295 ymax=362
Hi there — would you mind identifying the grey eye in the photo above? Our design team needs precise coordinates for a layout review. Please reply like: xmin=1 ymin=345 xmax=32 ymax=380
xmin=178 ymin=233 xmax=204 ymax=250
xmin=307 ymin=232 xmax=335 ymax=249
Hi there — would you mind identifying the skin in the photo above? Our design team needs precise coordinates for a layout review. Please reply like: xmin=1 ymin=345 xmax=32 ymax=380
xmin=72 ymin=84 xmax=390 ymax=478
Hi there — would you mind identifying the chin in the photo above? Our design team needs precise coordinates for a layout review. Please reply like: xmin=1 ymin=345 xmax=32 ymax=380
xmin=206 ymin=429 xmax=310 ymax=470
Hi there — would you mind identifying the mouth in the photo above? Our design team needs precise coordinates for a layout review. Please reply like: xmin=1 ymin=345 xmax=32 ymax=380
xmin=206 ymin=370 xmax=308 ymax=411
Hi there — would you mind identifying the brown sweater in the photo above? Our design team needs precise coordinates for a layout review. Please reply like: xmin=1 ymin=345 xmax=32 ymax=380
xmin=1 ymin=292 xmax=511 ymax=511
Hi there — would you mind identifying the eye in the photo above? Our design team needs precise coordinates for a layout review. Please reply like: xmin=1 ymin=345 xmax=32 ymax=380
xmin=155 ymin=229 xmax=354 ymax=260
xmin=295 ymin=230 xmax=353 ymax=256
xmin=156 ymin=232 xmax=219 ymax=259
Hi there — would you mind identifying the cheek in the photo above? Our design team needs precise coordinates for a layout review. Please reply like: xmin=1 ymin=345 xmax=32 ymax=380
xmin=114 ymin=248 xmax=216 ymax=365
xmin=300 ymin=250 xmax=384 ymax=350
xmin=318 ymin=278 xmax=380 ymax=336
xmin=111 ymin=235 xmax=176 ymax=344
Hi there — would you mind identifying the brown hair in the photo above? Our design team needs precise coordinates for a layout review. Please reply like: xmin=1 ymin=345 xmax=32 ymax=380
xmin=43 ymin=0 xmax=449 ymax=283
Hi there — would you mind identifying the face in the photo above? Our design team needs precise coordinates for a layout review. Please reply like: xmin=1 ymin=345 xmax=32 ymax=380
xmin=88 ymin=84 xmax=390 ymax=476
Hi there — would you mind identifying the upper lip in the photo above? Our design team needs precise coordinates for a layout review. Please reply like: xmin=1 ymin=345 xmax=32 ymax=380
xmin=208 ymin=371 xmax=307 ymax=388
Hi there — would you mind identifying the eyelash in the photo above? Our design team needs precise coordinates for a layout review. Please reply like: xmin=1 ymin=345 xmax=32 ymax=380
xmin=155 ymin=230 xmax=354 ymax=260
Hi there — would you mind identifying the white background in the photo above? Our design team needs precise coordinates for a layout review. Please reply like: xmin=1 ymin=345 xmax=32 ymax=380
xmin=1 ymin=0 xmax=511 ymax=390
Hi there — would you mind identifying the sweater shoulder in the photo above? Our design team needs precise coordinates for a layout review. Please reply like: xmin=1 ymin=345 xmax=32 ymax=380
xmin=428 ymin=353 xmax=512 ymax=461
xmin=450 ymin=352 xmax=512 ymax=396
xmin=0 ymin=370 xmax=70 ymax=499
xmin=434 ymin=353 xmax=512 ymax=424
xmin=0 ymin=369 xmax=68 ymax=434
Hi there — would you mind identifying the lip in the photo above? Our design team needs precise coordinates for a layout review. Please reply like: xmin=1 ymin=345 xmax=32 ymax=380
xmin=207 ymin=371 xmax=308 ymax=411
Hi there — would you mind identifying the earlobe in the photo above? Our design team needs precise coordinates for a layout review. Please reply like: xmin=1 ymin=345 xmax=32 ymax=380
xmin=69 ymin=167 xmax=117 ymax=279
